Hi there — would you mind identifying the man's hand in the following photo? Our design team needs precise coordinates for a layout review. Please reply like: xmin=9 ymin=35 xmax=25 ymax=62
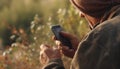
xmin=39 ymin=44 xmax=62 ymax=65
xmin=55 ymin=31 xmax=80 ymax=58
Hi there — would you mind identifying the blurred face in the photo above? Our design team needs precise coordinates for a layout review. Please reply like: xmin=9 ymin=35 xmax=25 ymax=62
xmin=79 ymin=12 xmax=101 ymax=29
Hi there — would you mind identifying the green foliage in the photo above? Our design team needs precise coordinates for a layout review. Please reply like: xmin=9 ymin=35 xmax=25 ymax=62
xmin=44 ymin=5 xmax=90 ymax=69
xmin=49 ymin=5 xmax=90 ymax=40
xmin=0 ymin=0 xmax=68 ymax=47
xmin=1 ymin=43 xmax=40 ymax=69
xmin=0 ymin=0 xmax=90 ymax=69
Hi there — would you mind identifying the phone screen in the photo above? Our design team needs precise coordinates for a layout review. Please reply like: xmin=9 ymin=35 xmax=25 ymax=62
xmin=51 ymin=25 xmax=62 ymax=40
xmin=51 ymin=25 xmax=72 ymax=49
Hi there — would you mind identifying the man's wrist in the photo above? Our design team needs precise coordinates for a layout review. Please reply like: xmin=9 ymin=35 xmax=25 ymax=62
xmin=49 ymin=58 xmax=63 ymax=66
xmin=42 ymin=58 xmax=65 ymax=69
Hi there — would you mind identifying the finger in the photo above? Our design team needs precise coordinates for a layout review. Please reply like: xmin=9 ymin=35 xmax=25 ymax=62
xmin=60 ymin=31 xmax=75 ymax=39
xmin=55 ymin=40 xmax=61 ymax=46
xmin=62 ymin=49 xmax=74 ymax=58
xmin=40 ymin=44 xmax=51 ymax=50
xmin=40 ymin=52 xmax=47 ymax=64
xmin=52 ymin=36 xmax=57 ymax=40
xmin=62 ymin=46 xmax=74 ymax=53
xmin=61 ymin=46 xmax=75 ymax=58
xmin=57 ymin=45 xmax=62 ymax=50
xmin=61 ymin=46 xmax=69 ymax=51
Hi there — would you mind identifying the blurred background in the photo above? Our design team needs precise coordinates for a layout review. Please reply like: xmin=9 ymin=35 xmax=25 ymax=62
xmin=0 ymin=0 xmax=90 ymax=69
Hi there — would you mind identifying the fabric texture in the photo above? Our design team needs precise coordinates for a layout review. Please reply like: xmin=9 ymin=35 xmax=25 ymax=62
xmin=42 ymin=59 xmax=65 ymax=69
xmin=42 ymin=5 xmax=120 ymax=69
xmin=71 ymin=5 xmax=120 ymax=69
xmin=43 ymin=0 xmax=120 ymax=69
xmin=70 ymin=0 xmax=120 ymax=18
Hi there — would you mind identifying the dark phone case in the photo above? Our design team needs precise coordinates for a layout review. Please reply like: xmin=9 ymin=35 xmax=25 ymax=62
xmin=51 ymin=25 xmax=72 ymax=49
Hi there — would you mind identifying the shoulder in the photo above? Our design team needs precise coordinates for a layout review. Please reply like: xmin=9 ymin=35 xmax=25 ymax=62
xmin=92 ymin=16 xmax=120 ymax=35
xmin=79 ymin=15 xmax=120 ymax=49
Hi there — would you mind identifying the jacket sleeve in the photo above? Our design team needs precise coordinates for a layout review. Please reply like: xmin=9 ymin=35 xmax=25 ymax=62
xmin=42 ymin=59 xmax=65 ymax=69
xmin=71 ymin=16 xmax=120 ymax=69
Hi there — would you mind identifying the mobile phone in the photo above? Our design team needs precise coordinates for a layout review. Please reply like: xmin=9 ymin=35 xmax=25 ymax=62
xmin=51 ymin=25 xmax=72 ymax=49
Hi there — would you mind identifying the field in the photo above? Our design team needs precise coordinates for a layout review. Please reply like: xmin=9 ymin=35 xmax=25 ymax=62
xmin=0 ymin=0 xmax=90 ymax=69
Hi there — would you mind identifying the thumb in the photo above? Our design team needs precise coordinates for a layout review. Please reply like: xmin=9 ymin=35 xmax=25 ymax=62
xmin=60 ymin=31 xmax=74 ymax=39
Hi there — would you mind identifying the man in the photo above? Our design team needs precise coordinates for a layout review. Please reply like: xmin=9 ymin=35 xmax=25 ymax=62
xmin=40 ymin=0 xmax=120 ymax=69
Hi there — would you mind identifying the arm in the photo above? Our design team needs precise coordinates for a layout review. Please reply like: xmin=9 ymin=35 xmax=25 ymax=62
xmin=42 ymin=59 xmax=65 ymax=69
xmin=40 ymin=32 xmax=80 ymax=69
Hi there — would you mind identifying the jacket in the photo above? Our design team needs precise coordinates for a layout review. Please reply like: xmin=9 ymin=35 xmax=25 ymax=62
xmin=42 ymin=5 xmax=120 ymax=69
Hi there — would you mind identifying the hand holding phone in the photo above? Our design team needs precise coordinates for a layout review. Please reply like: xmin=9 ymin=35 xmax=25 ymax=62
xmin=51 ymin=25 xmax=72 ymax=49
